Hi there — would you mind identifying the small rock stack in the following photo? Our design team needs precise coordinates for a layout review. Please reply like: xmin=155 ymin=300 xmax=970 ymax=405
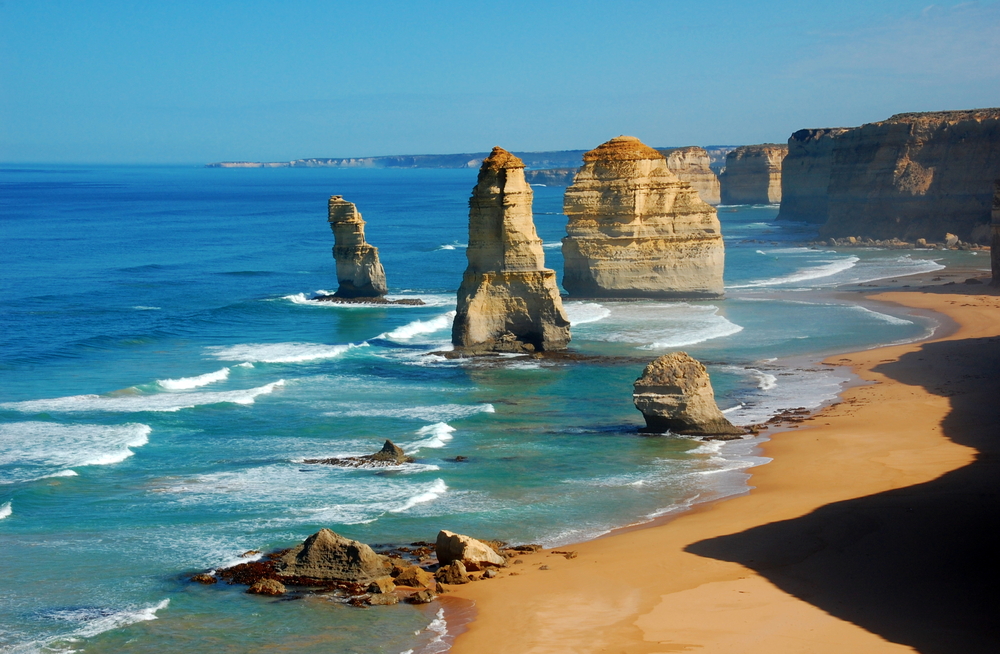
xmin=328 ymin=195 xmax=388 ymax=298
xmin=452 ymin=147 xmax=571 ymax=353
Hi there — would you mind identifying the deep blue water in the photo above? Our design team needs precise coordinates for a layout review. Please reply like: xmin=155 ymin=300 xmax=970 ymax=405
xmin=0 ymin=165 xmax=965 ymax=653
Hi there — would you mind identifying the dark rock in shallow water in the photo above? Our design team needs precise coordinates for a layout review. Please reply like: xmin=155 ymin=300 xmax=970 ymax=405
xmin=313 ymin=294 xmax=424 ymax=306
xmin=190 ymin=573 xmax=217 ymax=584
xmin=407 ymin=589 xmax=437 ymax=604
xmin=303 ymin=439 xmax=415 ymax=467
xmin=275 ymin=529 xmax=392 ymax=583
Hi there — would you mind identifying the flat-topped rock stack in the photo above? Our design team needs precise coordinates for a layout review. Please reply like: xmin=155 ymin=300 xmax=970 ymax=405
xmin=328 ymin=195 xmax=388 ymax=298
xmin=719 ymin=144 xmax=787 ymax=205
xmin=561 ymin=136 xmax=726 ymax=299
xmin=662 ymin=146 xmax=721 ymax=205
xmin=777 ymin=128 xmax=850 ymax=223
xmin=452 ymin=147 xmax=571 ymax=353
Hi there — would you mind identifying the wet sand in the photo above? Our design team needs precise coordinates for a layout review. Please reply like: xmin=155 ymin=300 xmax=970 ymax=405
xmin=447 ymin=278 xmax=1000 ymax=653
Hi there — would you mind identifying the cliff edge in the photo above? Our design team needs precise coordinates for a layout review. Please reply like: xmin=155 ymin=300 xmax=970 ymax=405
xmin=719 ymin=144 xmax=787 ymax=204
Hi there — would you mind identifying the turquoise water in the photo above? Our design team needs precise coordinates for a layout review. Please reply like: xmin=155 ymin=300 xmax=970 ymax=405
xmin=0 ymin=166 xmax=965 ymax=652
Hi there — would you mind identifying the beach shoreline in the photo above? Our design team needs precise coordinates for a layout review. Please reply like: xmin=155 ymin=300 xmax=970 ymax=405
xmin=443 ymin=267 xmax=1000 ymax=653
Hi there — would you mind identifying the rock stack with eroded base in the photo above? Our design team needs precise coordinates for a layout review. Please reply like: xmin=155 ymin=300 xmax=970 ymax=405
xmin=633 ymin=352 xmax=744 ymax=438
xmin=328 ymin=195 xmax=388 ymax=298
xmin=452 ymin=147 xmax=571 ymax=353
xmin=719 ymin=144 xmax=787 ymax=205
xmin=562 ymin=136 xmax=725 ymax=299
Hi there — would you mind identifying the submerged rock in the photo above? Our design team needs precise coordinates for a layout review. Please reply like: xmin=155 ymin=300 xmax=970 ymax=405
xmin=719 ymin=144 xmax=787 ymax=205
xmin=275 ymin=529 xmax=391 ymax=583
xmin=436 ymin=530 xmax=506 ymax=570
xmin=452 ymin=147 xmax=571 ymax=353
xmin=328 ymin=195 xmax=388 ymax=298
xmin=633 ymin=352 xmax=745 ymax=438
xmin=302 ymin=439 xmax=415 ymax=468
xmin=562 ymin=136 xmax=726 ymax=299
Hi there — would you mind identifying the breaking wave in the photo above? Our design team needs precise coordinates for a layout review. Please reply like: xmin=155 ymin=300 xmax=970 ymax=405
xmin=156 ymin=367 xmax=230 ymax=390
xmin=1 ymin=382 xmax=284 ymax=414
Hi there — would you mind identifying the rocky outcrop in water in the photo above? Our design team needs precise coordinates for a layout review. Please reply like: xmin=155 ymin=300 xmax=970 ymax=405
xmin=719 ymin=144 xmax=786 ymax=204
xmin=275 ymin=529 xmax=392 ymax=583
xmin=813 ymin=109 xmax=1000 ymax=243
xmin=452 ymin=147 xmax=571 ymax=353
xmin=302 ymin=440 xmax=414 ymax=467
xmin=328 ymin=195 xmax=388 ymax=298
xmin=776 ymin=128 xmax=850 ymax=223
xmin=993 ymin=180 xmax=1000 ymax=286
xmin=633 ymin=352 xmax=744 ymax=438
xmin=562 ymin=136 xmax=725 ymax=299
xmin=662 ymin=146 xmax=721 ymax=205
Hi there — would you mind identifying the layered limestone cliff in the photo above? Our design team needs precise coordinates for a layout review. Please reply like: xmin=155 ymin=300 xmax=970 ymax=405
xmin=562 ymin=136 xmax=725 ymax=299
xmin=776 ymin=128 xmax=850 ymax=223
xmin=328 ymin=195 xmax=388 ymax=298
xmin=992 ymin=180 xmax=1000 ymax=286
xmin=661 ymin=146 xmax=721 ymax=205
xmin=719 ymin=144 xmax=787 ymax=204
xmin=452 ymin=147 xmax=571 ymax=353
xmin=817 ymin=109 xmax=1000 ymax=243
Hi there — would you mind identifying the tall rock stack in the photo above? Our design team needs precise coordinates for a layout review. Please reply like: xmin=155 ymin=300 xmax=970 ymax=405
xmin=719 ymin=144 xmax=787 ymax=204
xmin=328 ymin=195 xmax=388 ymax=298
xmin=992 ymin=180 xmax=1000 ymax=286
xmin=662 ymin=146 xmax=721 ymax=205
xmin=562 ymin=136 xmax=725 ymax=299
xmin=452 ymin=147 xmax=571 ymax=353
xmin=776 ymin=128 xmax=849 ymax=223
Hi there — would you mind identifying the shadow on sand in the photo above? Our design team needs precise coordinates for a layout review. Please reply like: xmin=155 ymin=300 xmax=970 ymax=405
xmin=687 ymin=323 xmax=1000 ymax=652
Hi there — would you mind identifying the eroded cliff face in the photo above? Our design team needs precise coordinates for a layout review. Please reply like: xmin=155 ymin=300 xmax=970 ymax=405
xmin=562 ymin=136 xmax=725 ymax=299
xmin=776 ymin=128 xmax=850 ymax=223
xmin=991 ymin=180 xmax=1000 ymax=286
xmin=816 ymin=109 xmax=1000 ymax=243
xmin=452 ymin=147 xmax=571 ymax=353
xmin=719 ymin=144 xmax=787 ymax=205
xmin=662 ymin=146 xmax=721 ymax=205
xmin=328 ymin=196 xmax=388 ymax=298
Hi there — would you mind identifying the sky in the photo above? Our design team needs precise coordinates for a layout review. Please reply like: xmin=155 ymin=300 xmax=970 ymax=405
xmin=1 ymin=0 xmax=998 ymax=163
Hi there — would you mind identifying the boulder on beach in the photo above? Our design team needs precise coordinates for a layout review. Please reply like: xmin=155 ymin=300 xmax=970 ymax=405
xmin=275 ymin=529 xmax=391 ymax=583
xmin=436 ymin=530 xmax=507 ymax=570
xmin=633 ymin=352 xmax=745 ymax=438
xmin=393 ymin=564 xmax=436 ymax=589
xmin=435 ymin=560 xmax=472 ymax=585
xmin=302 ymin=439 xmax=414 ymax=468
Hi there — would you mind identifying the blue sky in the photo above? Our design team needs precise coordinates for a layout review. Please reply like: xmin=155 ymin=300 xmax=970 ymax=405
xmin=1 ymin=1 xmax=998 ymax=163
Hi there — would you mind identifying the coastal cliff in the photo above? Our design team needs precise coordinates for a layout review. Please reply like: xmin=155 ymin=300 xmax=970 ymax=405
xmin=815 ymin=109 xmax=1000 ymax=242
xmin=661 ymin=146 xmax=721 ymax=205
xmin=561 ymin=136 xmax=725 ymax=299
xmin=452 ymin=147 xmax=571 ymax=353
xmin=776 ymin=128 xmax=850 ymax=223
xmin=992 ymin=180 xmax=1000 ymax=286
xmin=719 ymin=144 xmax=787 ymax=204
xmin=327 ymin=195 xmax=388 ymax=298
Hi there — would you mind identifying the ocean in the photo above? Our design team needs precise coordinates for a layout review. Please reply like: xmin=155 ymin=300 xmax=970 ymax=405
xmin=0 ymin=165 xmax=977 ymax=653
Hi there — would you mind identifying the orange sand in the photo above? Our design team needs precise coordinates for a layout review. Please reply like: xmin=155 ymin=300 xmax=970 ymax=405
xmin=448 ymin=289 xmax=1000 ymax=653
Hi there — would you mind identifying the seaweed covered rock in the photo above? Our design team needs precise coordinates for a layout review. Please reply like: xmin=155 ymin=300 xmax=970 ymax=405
xmin=633 ymin=352 xmax=745 ymax=438
xmin=302 ymin=440 xmax=414 ymax=468
xmin=275 ymin=529 xmax=391 ymax=583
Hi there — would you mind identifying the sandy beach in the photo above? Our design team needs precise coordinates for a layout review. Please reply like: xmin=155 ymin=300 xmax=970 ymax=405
xmin=448 ymin=278 xmax=1000 ymax=653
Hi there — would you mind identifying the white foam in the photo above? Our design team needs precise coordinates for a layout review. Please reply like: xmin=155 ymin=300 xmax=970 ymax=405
xmin=131 ymin=306 xmax=161 ymax=311
xmin=0 ymin=501 xmax=10 ymax=520
xmin=325 ymin=403 xmax=495 ymax=422
xmin=729 ymin=256 xmax=860 ymax=288
xmin=156 ymin=367 xmax=230 ymax=391
xmin=564 ymin=302 xmax=612 ymax=326
xmin=392 ymin=479 xmax=448 ymax=512
xmin=435 ymin=241 xmax=466 ymax=250
xmin=46 ymin=599 xmax=169 ymax=640
xmin=747 ymin=369 xmax=778 ymax=390
xmin=542 ymin=242 xmax=561 ymax=249
xmin=573 ymin=302 xmax=743 ymax=349
xmin=848 ymin=305 xmax=914 ymax=326
xmin=379 ymin=312 xmax=456 ymax=341
xmin=0 ymin=423 xmax=151 ymax=483
xmin=406 ymin=423 xmax=456 ymax=452
xmin=1 ymin=382 xmax=284 ymax=414
xmin=283 ymin=291 xmax=453 ymax=308
xmin=207 ymin=342 xmax=362 ymax=363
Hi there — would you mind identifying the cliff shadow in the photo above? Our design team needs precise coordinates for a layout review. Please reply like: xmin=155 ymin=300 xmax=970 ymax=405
xmin=686 ymin=333 xmax=1000 ymax=653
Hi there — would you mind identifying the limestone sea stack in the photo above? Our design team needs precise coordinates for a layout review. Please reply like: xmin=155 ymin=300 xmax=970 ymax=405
xmin=662 ymin=146 xmax=721 ymax=205
xmin=719 ymin=144 xmax=787 ymax=205
xmin=992 ymin=180 xmax=1000 ymax=286
xmin=452 ymin=147 xmax=571 ymax=353
xmin=328 ymin=195 xmax=388 ymax=298
xmin=776 ymin=128 xmax=850 ymax=223
xmin=561 ymin=136 xmax=725 ymax=299
xmin=632 ymin=352 xmax=744 ymax=438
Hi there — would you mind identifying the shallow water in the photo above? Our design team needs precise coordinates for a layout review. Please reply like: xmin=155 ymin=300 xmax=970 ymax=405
xmin=0 ymin=166 xmax=962 ymax=652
